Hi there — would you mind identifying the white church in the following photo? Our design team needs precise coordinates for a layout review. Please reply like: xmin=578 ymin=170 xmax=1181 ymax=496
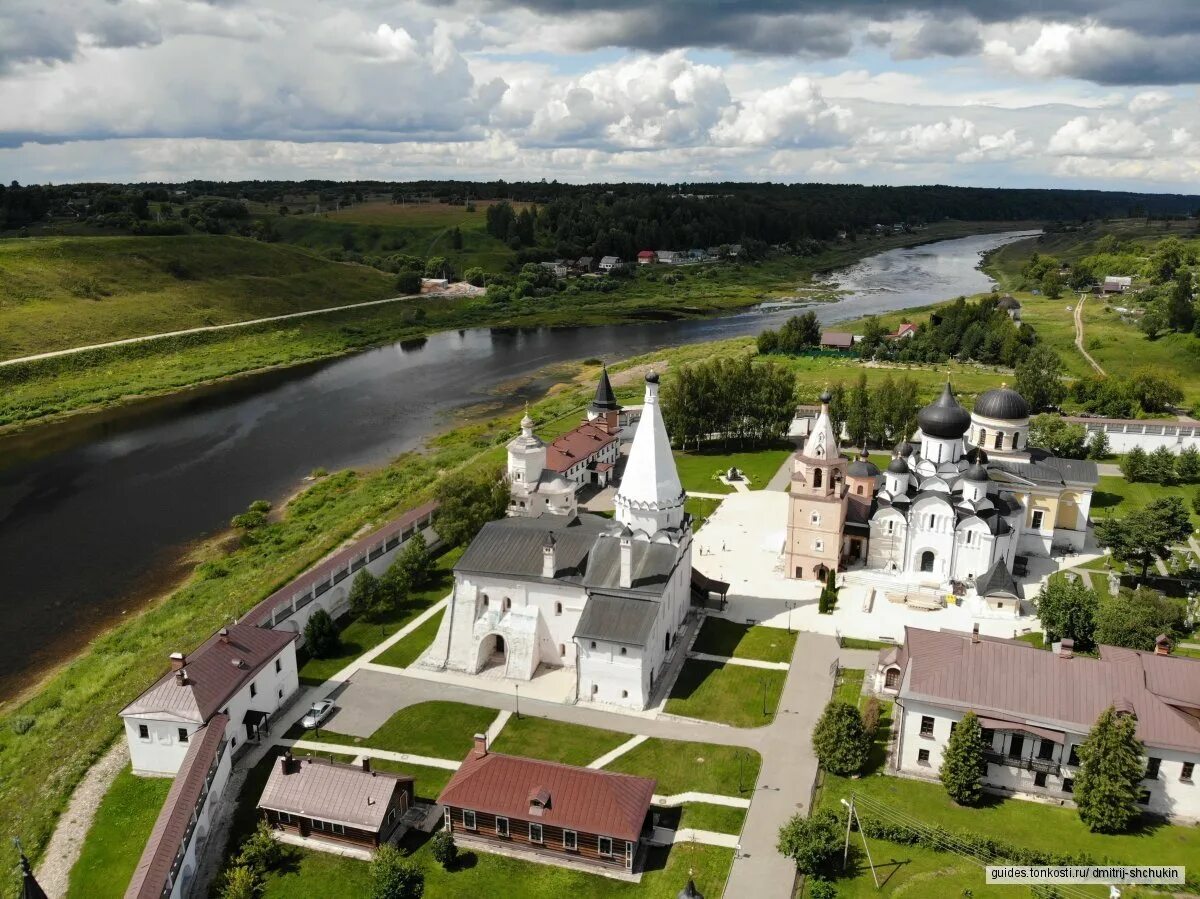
xmin=431 ymin=371 xmax=706 ymax=710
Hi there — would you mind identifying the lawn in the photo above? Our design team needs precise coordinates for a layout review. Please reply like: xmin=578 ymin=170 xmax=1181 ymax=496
xmin=677 ymin=803 xmax=747 ymax=836
xmin=672 ymin=443 xmax=794 ymax=494
xmin=605 ymin=738 xmax=760 ymax=797
xmin=0 ymin=235 xmax=398 ymax=359
xmin=488 ymin=715 xmax=630 ymax=767
xmin=290 ymin=701 xmax=498 ymax=761
xmin=684 ymin=496 xmax=722 ymax=531
xmin=838 ymin=636 xmax=894 ymax=651
xmin=1091 ymin=475 xmax=1200 ymax=527
xmin=65 ymin=765 xmax=172 ymax=899
xmin=665 ymin=660 xmax=786 ymax=728
xmin=834 ymin=668 xmax=865 ymax=706
xmin=691 ymin=617 xmax=797 ymax=664
xmin=258 ymin=838 xmax=733 ymax=899
xmin=371 ymin=608 xmax=445 ymax=670
xmin=298 ymin=548 xmax=461 ymax=685
xmin=364 ymin=759 xmax=456 ymax=802
xmin=1014 ymin=631 xmax=1047 ymax=649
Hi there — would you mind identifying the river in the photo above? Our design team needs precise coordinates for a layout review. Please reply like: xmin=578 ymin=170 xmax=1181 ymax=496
xmin=0 ymin=229 xmax=1036 ymax=698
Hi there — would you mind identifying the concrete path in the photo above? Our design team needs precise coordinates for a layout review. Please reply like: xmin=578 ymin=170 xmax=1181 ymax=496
xmin=653 ymin=792 xmax=752 ymax=809
xmin=1097 ymin=462 xmax=1121 ymax=477
xmin=687 ymin=491 xmax=730 ymax=500
xmin=766 ymin=451 xmax=798 ymax=491
xmin=285 ymin=738 xmax=461 ymax=770
xmin=690 ymin=651 xmax=789 ymax=671
xmin=1074 ymin=293 xmax=1106 ymax=376
xmin=0 ymin=292 xmax=421 ymax=367
xmin=673 ymin=829 xmax=740 ymax=849
xmin=588 ymin=734 xmax=648 ymax=769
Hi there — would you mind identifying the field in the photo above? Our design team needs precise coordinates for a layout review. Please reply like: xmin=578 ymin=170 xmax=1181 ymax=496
xmin=0 ymin=235 xmax=397 ymax=359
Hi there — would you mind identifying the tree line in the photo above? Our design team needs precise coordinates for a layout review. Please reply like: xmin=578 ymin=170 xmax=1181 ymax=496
xmin=660 ymin=356 xmax=796 ymax=449
xmin=824 ymin=373 xmax=921 ymax=450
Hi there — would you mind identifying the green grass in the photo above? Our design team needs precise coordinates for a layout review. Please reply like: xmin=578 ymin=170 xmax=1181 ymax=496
xmin=1091 ymin=475 xmax=1200 ymax=527
xmin=292 ymin=701 xmax=497 ymax=760
xmin=1014 ymin=631 xmax=1047 ymax=649
xmin=605 ymin=738 xmax=760 ymax=797
xmin=258 ymin=839 xmax=733 ymax=899
xmin=299 ymin=548 xmax=460 ymax=685
xmin=488 ymin=715 xmax=630 ymax=767
xmin=684 ymin=496 xmax=722 ymax=531
xmin=64 ymin=765 xmax=172 ymax=899
xmin=677 ymin=803 xmax=747 ymax=835
xmin=838 ymin=637 xmax=894 ymax=651
xmin=665 ymin=660 xmax=785 ymax=728
xmin=0 ymin=235 xmax=398 ymax=359
xmin=364 ymin=759 xmax=455 ymax=802
xmin=834 ymin=668 xmax=865 ymax=706
xmin=370 ymin=608 xmax=445 ymax=670
xmin=691 ymin=617 xmax=797 ymax=663
xmin=672 ymin=444 xmax=794 ymax=494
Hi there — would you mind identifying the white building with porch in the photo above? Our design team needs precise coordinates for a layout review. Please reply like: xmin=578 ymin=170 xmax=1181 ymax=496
xmin=435 ymin=371 xmax=705 ymax=710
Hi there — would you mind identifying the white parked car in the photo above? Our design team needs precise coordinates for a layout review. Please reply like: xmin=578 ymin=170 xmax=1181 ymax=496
xmin=301 ymin=699 xmax=335 ymax=729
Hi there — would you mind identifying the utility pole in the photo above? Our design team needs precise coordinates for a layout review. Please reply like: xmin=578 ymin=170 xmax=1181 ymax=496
xmin=840 ymin=796 xmax=879 ymax=887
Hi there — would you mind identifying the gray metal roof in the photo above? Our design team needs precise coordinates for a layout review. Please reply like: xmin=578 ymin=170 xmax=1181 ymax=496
xmin=574 ymin=594 xmax=660 ymax=646
xmin=259 ymin=756 xmax=412 ymax=830
xmin=976 ymin=558 xmax=1019 ymax=597
xmin=990 ymin=451 xmax=1098 ymax=487
xmin=582 ymin=536 xmax=680 ymax=594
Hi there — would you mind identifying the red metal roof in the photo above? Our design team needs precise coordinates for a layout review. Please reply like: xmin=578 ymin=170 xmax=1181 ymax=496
xmin=126 ymin=715 xmax=229 ymax=899
xmin=545 ymin=422 xmax=618 ymax=474
xmin=438 ymin=748 xmax=656 ymax=841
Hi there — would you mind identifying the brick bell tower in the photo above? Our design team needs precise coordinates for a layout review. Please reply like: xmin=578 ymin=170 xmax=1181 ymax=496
xmin=786 ymin=390 xmax=849 ymax=581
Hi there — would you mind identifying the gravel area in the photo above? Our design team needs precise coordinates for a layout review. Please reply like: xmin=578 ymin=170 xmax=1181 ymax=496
xmin=36 ymin=740 xmax=131 ymax=899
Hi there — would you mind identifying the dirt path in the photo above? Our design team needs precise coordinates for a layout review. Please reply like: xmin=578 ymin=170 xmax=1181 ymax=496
xmin=1074 ymin=293 xmax=1106 ymax=376
xmin=36 ymin=740 xmax=129 ymax=898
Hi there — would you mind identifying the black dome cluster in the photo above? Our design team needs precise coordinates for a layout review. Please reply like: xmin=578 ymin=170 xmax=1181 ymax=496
xmin=974 ymin=386 xmax=1030 ymax=421
xmin=917 ymin=382 xmax=971 ymax=439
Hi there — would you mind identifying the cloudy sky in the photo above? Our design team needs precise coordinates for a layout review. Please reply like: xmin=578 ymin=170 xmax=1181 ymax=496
xmin=3 ymin=0 xmax=1200 ymax=189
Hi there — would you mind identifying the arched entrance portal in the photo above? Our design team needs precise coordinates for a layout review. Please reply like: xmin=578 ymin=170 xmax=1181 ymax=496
xmin=919 ymin=551 xmax=935 ymax=573
xmin=473 ymin=632 xmax=509 ymax=675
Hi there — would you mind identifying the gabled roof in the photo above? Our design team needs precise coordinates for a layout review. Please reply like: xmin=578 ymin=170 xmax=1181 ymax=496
xmin=820 ymin=331 xmax=854 ymax=348
xmin=126 ymin=715 xmax=228 ymax=899
xmin=582 ymin=535 xmax=681 ymax=595
xmin=439 ymin=749 xmax=656 ymax=841
xmin=899 ymin=627 xmax=1200 ymax=753
xmin=976 ymin=558 xmax=1019 ymax=598
xmin=121 ymin=624 xmax=296 ymax=724
xmin=575 ymin=593 xmax=660 ymax=645
xmin=546 ymin=421 xmax=619 ymax=473
xmin=989 ymin=451 xmax=1097 ymax=487
xmin=259 ymin=756 xmax=412 ymax=831
xmin=455 ymin=514 xmax=610 ymax=584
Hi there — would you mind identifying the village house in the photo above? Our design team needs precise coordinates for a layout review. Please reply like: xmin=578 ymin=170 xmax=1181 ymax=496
xmin=576 ymin=256 xmax=595 ymax=273
xmin=1102 ymin=275 xmax=1133 ymax=293
xmin=996 ymin=296 xmax=1022 ymax=320
xmin=439 ymin=735 xmax=656 ymax=877
xmin=878 ymin=626 xmax=1200 ymax=821
xmin=120 ymin=623 xmax=299 ymax=776
xmin=819 ymin=331 xmax=855 ymax=351
xmin=539 ymin=260 xmax=569 ymax=278
xmin=636 ymin=250 xmax=657 ymax=265
xmin=257 ymin=753 xmax=415 ymax=855
xmin=655 ymin=250 xmax=681 ymax=265
xmin=598 ymin=255 xmax=622 ymax=272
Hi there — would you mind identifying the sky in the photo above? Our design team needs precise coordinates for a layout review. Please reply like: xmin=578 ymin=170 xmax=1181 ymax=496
xmin=3 ymin=0 xmax=1200 ymax=190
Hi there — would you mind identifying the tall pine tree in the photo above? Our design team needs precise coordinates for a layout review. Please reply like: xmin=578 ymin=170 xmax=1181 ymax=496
xmin=1074 ymin=707 xmax=1145 ymax=833
xmin=939 ymin=711 xmax=987 ymax=805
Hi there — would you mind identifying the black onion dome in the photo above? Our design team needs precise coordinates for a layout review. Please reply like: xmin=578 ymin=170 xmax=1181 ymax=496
xmin=819 ymin=389 xmax=832 ymax=404
xmin=964 ymin=461 xmax=990 ymax=482
xmin=918 ymin=382 xmax=972 ymax=439
xmin=645 ymin=370 xmax=660 ymax=384
xmin=974 ymin=386 xmax=1030 ymax=421
xmin=849 ymin=457 xmax=879 ymax=477
xmin=894 ymin=439 xmax=913 ymax=457
xmin=887 ymin=455 xmax=910 ymax=475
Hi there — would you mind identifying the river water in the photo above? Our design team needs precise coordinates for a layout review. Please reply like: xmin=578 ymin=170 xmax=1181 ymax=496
xmin=0 ymin=229 xmax=1036 ymax=697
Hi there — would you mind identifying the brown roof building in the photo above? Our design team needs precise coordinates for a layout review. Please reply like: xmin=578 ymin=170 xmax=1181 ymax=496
xmin=258 ymin=754 xmax=415 ymax=853
xmin=439 ymin=736 xmax=656 ymax=875
xmin=820 ymin=331 xmax=854 ymax=350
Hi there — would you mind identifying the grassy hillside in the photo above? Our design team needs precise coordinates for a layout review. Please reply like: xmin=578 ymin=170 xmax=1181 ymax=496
xmin=0 ymin=235 xmax=397 ymax=359
xmin=270 ymin=200 xmax=520 ymax=273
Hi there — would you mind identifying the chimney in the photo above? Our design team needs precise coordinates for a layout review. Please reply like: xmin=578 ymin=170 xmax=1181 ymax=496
xmin=619 ymin=529 xmax=633 ymax=589
xmin=169 ymin=652 xmax=186 ymax=671
xmin=218 ymin=627 xmax=230 ymax=644
xmin=971 ymin=624 xmax=980 ymax=644
xmin=473 ymin=733 xmax=488 ymax=758
xmin=361 ymin=757 xmax=372 ymax=773
xmin=278 ymin=751 xmax=295 ymax=775
xmin=542 ymin=533 xmax=557 ymax=579
xmin=1059 ymin=638 xmax=1074 ymax=659
xmin=1155 ymin=633 xmax=1172 ymax=656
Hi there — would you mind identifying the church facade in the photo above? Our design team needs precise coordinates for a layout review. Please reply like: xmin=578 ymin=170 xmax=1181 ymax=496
xmin=786 ymin=383 xmax=1097 ymax=601
xmin=434 ymin=371 xmax=697 ymax=710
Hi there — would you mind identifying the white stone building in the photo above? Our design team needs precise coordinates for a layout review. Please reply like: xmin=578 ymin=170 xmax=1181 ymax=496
xmin=436 ymin=372 xmax=699 ymax=710
xmin=879 ymin=626 xmax=1200 ymax=821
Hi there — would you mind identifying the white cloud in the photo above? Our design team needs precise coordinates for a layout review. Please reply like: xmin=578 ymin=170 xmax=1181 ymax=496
xmin=1047 ymin=116 xmax=1155 ymax=158
xmin=712 ymin=77 xmax=851 ymax=148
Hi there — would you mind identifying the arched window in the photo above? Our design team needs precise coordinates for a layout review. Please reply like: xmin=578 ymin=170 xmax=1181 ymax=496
xmin=554 ymin=602 xmax=562 ymax=616
xmin=559 ymin=643 xmax=566 ymax=657
xmin=590 ymin=641 xmax=597 ymax=649
xmin=856 ymin=485 xmax=864 ymax=495
xmin=927 ymin=514 xmax=935 ymax=528
xmin=591 ymin=684 xmax=599 ymax=695
xmin=885 ymin=667 xmax=900 ymax=689
xmin=621 ymin=690 xmax=629 ymax=698
xmin=503 ymin=597 xmax=512 ymax=611
xmin=619 ymin=647 xmax=627 ymax=656
xmin=994 ymin=431 xmax=1003 ymax=450
xmin=813 ymin=468 xmax=823 ymax=488
xmin=482 ymin=594 xmax=489 ymax=607
xmin=978 ymin=428 xmax=987 ymax=445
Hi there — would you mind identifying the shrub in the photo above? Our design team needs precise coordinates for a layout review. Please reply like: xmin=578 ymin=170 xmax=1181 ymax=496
xmin=396 ymin=270 xmax=422 ymax=294
xmin=9 ymin=715 xmax=34 ymax=735
xmin=777 ymin=810 xmax=842 ymax=876
xmin=939 ymin=711 xmax=986 ymax=806
xmin=430 ymin=829 xmax=458 ymax=869
xmin=236 ymin=821 xmax=283 ymax=875
xmin=370 ymin=844 xmax=424 ymax=899
xmin=808 ymin=880 xmax=838 ymax=899
xmin=303 ymin=608 xmax=340 ymax=659
xmin=218 ymin=865 xmax=260 ymax=899
xmin=861 ymin=697 xmax=881 ymax=737
xmin=1075 ymin=707 xmax=1145 ymax=833
xmin=812 ymin=701 xmax=870 ymax=776
xmin=349 ymin=569 xmax=387 ymax=620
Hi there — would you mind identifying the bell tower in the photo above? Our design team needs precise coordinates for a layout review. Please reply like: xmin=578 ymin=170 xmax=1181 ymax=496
xmin=786 ymin=391 xmax=849 ymax=581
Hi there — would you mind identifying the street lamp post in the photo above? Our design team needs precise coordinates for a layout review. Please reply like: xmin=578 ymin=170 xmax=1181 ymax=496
xmin=761 ymin=676 xmax=769 ymax=717
xmin=515 ymin=683 xmax=521 ymax=720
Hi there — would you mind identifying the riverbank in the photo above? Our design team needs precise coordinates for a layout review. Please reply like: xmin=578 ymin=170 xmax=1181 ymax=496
xmin=0 ymin=221 xmax=1027 ymax=437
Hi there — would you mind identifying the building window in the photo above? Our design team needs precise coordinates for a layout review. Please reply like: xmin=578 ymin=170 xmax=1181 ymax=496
xmin=620 ymin=647 xmax=627 ymax=656
xmin=555 ymin=602 xmax=562 ymax=616
xmin=1063 ymin=778 xmax=1074 ymax=793
xmin=313 ymin=819 xmax=326 ymax=831
xmin=918 ymin=749 xmax=931 ymax=765
xmin=332 ymin=823 xmax=346 ymax=835
xmin=814 ymin=540 xmax=824 ymax=552
xmin=250 ymin=682 xmax=257 ymax=698
xmin=278 ymin=688 xmax=283 ymax=699
xmin=559 ymin=643 xmax=566 ymax=657
xmin=885 ymin=520 xmax=895 ymax=535
xmin=1038 ymin=740 xmax=1055 ymax=761
xmin=178 ymin=728 xmax=189 ymax=743
xmin=856 ymin=485 xmax=864 ymax=495
xmin=813 ymin=469 xmax=823 ymax=489
xmin=994 ymin=432 xmax=1003 ymax=450
xmin=503 ymin=597 xmax=511 ymax=611
xmin=1032 ymin=510 xmax=1045 ymax=530
xmin=1138 ymin=790 xmax=1152 ymax=805
xmin=496 ymin=817 xmax=509 ymax=837
xmin=590 ymin=641 xmax=597 ymax=649
xmin=811 ymin=511 xmax=820 ymax=525
xmin=964 ymin=530 xmax=974 ymax=546
xmin=1146 ymin=757 xmax=1161 ymax=780
xmin=950 ymin=722 xmax=957 ymax=736
xmin=1182 ymin=762 xmax=1194 ymax=782
xmin=482 ymin=594 xmax=489 ymax=607
xmin=529 ymin=823 xmax=543 ymax=843
xmin=1034 ymin=772 xmax=1048 ymax=788
xmin=138 ymin=724 xmax=150 ymax=740
xmin=463 ymin=810 xmax=476 ymax=830
xmin=622 ymin=690 xmax=629 ymax=698
xmin=927 ymin=514 xmax=935 ymax=529
xmin=563 ymin=830 xmax=578 ymax=851
xmin=920 ymin=716 xmax=934 ymax=737
xmin=275 ymin=659 xmax=282 ymax=673
xmin=1068 ymin=746 xmax=1080 ymax=767
xmin=598 ymin=836 xmax=613 ymax=856
xmin=591 ymin=684 xmax=599 ymax=695
xmin=981 ymin=729 xmax=994 ymax=748
xmin=884 ymin=668 xmax=900 ymax=689
xmin=278 ymin=812 xmax=292 ymax=824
